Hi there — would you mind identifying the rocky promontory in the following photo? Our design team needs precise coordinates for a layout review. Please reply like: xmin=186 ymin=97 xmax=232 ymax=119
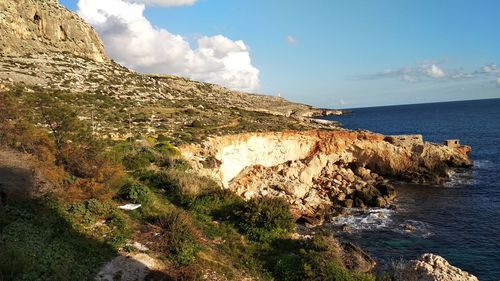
xmin=396 ymin=254 xmax=479 ymax=281
xmin=182 ymin=130 xmax=472 ymax=219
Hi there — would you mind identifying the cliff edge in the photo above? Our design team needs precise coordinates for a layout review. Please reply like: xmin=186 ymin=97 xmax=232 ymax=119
xmin=181 ymin=131 xmax=472 ymax=219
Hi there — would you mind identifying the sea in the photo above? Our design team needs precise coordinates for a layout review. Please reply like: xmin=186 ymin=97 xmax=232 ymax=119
xmin=321 ymin=98 xmax=500 ymax=280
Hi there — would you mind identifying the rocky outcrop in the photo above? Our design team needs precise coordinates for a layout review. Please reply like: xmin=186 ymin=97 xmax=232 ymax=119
xmin=181 ymin=130 xmax=472 ymax=218
xmin=397 ymin=254 xmax=479 ymax=281
xmin=0 ymin=0 xmax=107 ymax=62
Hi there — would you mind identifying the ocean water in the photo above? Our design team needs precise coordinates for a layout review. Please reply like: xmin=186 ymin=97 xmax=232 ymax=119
xmin=322 ymin=98 xmax=500 ymax=280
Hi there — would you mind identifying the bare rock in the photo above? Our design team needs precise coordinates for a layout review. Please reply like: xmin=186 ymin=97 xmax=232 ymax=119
xmin=397 ymin=254 xmax=479 ymax=281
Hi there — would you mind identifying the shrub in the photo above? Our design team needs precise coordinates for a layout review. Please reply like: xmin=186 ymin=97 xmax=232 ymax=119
xmin=158 ymin=158 xmax=191 ymax=171
xmin=155 ymin=141 xmax=180 ymax=157
xmin=235 ymin=197 xmax=295 ymax=242
xmin=67 ymin=199 xmax=131 ymax=247
xmin=121 ymin=148 xmax=155 ymax=171
xmin=118 ymin=181 xmax=153 ymax=205
xmin=152 ymin=210 xmax=200 ymax=265
xmin=190 ymin=188 xmax=244 ymax=220
xmin=145 ymin=170 xmax=209 ymax=206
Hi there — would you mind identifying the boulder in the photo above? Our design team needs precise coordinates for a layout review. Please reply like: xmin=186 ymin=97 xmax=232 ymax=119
xmin=397 ymin=254 xmax=478 ymax=281
xmin=376 ymin=182 xmax=396 ymax=200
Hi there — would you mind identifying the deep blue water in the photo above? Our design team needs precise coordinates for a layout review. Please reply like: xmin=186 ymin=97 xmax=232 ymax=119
xmin=323 ymin=98 xmax=500 ymax=280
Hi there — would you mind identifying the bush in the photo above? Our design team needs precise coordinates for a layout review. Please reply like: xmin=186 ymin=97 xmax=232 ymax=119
xmin=144 ymin=170 xmax=210 ymax=206
xmin=118 ymin=181 xmax=153 ymax=205
xmin=236 ymin=197 xmax=295 ymax=242
xmin=155 ymin=141 xmax=180 ymax=157
xmin=158 ymin=158 xmax=191 ymax=171
xmin=190 ymin=188 xmax=244 ymax=220
xmin=67 ymin=199 xmax=131 ymax=247
xmin=122 ymin=148 xmax=156 ymax=171
xmin=153 ymin=210 xmax=200 ymax=265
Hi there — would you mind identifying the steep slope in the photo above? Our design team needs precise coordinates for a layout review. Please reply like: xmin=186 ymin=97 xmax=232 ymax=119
xmin=0 ymin=0 xmax=106 ymax=62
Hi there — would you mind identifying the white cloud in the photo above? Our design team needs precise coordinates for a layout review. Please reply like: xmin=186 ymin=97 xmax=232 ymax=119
xmin=127 ymin=0 xmax=197 ymax=7
xmin=287 ymin=35 xmax=297 ymax=44
xmin=425 ymin=64 xmax=445 ymax=78
xmin=496 ymin=77 xmax=500 ymax=86
xmin=402 ymin=74 xmax=418 ymax=83
xmin=77 ymin=0 xmax=260 ymax=92
xmin=482 ymin=64 xmax=499 ymax=74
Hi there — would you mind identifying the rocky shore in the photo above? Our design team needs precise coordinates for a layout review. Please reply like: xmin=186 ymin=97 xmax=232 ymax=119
xmin=182 ymin=130 xmax=472 ymax=221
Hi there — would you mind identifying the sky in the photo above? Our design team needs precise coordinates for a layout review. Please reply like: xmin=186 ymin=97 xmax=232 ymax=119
xmin=60 ymin=0 xmax=500 ymax=108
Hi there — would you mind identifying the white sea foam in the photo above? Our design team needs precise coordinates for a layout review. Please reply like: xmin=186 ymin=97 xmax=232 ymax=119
xmin=331 ymin=208 xmax=394 ymax=231
xmin=473 ymin=159 xmax=495 ymax=170
xmin=331 ymin=209 xmax=433 ymax=237
xmin=444 ymin=169 xmax=475 ymax=187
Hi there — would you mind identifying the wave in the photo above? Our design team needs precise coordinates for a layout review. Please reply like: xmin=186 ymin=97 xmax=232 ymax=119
xmin=330 ymin=208 xmax=433 ymax=238
xmin=444 ymin=169 xmax=475 ymax=187
xmin=473 ymin=159 xmax=495 ymax=170
xmin=331 ymin=208 xmax=394 ymax=231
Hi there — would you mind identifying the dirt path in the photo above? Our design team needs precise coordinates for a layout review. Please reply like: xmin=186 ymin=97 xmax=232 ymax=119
xmin=0 ymin=148 xmax=34 ymax=200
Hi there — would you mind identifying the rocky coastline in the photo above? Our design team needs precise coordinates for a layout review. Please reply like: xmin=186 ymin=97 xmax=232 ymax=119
xmin=181 ymin=130 xmax=472 ymax=221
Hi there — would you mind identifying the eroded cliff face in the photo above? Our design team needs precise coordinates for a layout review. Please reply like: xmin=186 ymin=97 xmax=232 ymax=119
xmin=0 ymin=0 xmax=107 ymax=62
xmin=181 ymin=130 xmax=472 ymax=219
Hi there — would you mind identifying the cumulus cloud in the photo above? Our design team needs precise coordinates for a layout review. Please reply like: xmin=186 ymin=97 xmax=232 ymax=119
xmin=287 ymin=35 xmax=297 ymax=45
xmin=402 ymin=74 xmax=418 ymax=83
xmin=77 ymin=0 xmax=260 ymax=92
xmin=354 ymin=62 xmax=447 ymax=82
xmin=481 ymin=64 xmax=499 ymax=74
xmin=425 ymin=64 xmax=445 ymax=78
xmin=127 ymin=0 xmax=197 ymax=6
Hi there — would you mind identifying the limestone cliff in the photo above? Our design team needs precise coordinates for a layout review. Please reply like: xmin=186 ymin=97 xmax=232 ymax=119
xmin=0 ymin=0 xmax=107 ymax=62
xmin=181 ymin=130 xmax=472 ymax=218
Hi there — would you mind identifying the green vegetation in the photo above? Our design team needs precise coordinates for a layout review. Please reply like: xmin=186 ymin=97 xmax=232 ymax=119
xmin=0 ymin=87 xmax=377 ymax=280
xmin=236 ymin=197 xmax=295 ymax=242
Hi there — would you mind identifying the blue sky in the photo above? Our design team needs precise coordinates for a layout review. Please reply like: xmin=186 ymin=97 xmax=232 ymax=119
xmin=61 ymin=0 xmax=500 ymax=108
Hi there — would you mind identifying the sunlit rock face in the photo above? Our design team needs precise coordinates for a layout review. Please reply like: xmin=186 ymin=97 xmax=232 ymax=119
xmin=182 ymin=130 xmax=472 ymax=218
xmin=397 ymin=254 xmax=479 ymax=281
xmin=0 ymin=0 xmax=107 ymax=62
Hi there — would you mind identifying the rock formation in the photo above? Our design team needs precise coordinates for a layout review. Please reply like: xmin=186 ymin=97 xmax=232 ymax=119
xmin=0 ymin=0 xmax=107 ymax=62
xmin=397 ymin=254 xmax=479 ymax=281
xmin=181 ymin=131 xmax=472 ymax=218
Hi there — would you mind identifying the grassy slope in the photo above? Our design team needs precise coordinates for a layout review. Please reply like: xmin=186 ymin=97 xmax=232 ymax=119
xmin=0 ymin=86 xmax=378 ymax=280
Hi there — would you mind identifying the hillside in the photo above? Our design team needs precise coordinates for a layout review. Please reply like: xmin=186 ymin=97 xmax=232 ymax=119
xmin=0 ymin=1 xmax=476 ymax=281
xmin=0 ymin=0 xmax=341 ymax=145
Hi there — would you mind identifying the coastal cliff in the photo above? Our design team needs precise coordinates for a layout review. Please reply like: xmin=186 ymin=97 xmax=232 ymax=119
xmin=181 ymin=130 xmax=472 ymax=219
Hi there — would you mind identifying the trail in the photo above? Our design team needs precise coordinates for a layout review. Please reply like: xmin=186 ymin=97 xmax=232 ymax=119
xmin=0 ymin=148 xmax=34 ymax=200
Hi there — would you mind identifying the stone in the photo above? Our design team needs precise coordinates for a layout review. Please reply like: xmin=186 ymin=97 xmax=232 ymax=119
xmin=374 ymin=196 xmax=387 ymax=208
xmin=397 ymin=254 xmax=479 ymax=281
xmin=376 ymin=182 xmax=396 ymax=200
xmin=354 ymin=198 xmax=365 ymax=208
xmin=340 ymin=224 xmax=352 ymax=232
xmin=356 ymin=186 xmax=382 ymax=204
xmin=344 ymin=199 xmax=354 ymax=208
xmin=341 ymin=242 xmax=376 ymax=273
